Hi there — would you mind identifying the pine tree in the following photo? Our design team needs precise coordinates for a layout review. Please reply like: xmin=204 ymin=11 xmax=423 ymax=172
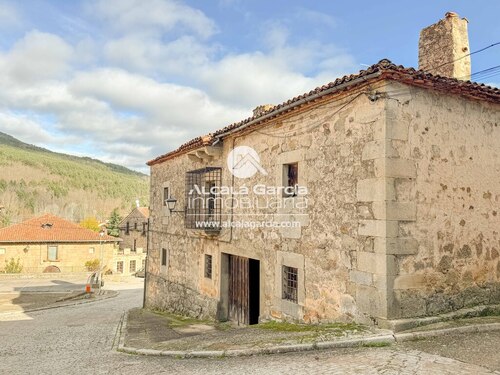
xmin=107 ymin=208 xmax=122 ymax=237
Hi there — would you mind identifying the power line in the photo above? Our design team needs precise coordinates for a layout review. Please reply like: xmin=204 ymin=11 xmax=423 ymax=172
xmin=429 ymin=41 xmax=500 ymax=72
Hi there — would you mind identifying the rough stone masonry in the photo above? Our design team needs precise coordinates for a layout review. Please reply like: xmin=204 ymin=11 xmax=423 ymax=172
xmin=145 ymin=13 xmax=500 ymax=326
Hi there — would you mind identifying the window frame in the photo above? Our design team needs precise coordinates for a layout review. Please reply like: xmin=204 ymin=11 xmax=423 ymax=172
xmin=163 ymin=187 xmax=170 ymax=206
xmin=161 ymin=248 xmax=168 ymax=267
xmin=283 ymin=162 xmax=299 ymax=197
xmin=116 ymin=261 xmax=124 ymax=274
xmin=282 ymin=265 xmax=298 ymax=303
xmin=47 ymin=245 xmax=58 ymax=261
xmin=185 ymin=167 xmax=222 ymax=231
xmin=204 ymin=254 xmax=213 ymax=279
xmin=130 ymin=260 xmax=136 ymax=273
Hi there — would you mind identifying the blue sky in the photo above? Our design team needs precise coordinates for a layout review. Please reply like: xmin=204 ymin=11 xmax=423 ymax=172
xmin=0 ymin=0 xmax=498 ymax=172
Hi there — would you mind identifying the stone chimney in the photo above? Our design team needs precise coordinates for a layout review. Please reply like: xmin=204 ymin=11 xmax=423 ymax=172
xmin=253 ymin=104 xmax=274 ymax=117
xmin=418 ymin=12 xmax=471 ymax=80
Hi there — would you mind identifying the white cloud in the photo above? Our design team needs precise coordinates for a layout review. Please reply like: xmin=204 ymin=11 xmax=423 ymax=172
xmin=88 ymin=0 xmax=217 ymax=39
xmin=0 ymin=2 xmax=19 ymax=28
xmin=0 ymin=2 xmax=358 ymax=172
xmin=104 ymin=35 xmax=214 ymax=75
xmin=1 ymin=30 xmax=73 ymax=84
xmin=0 ymin=112 xmax=65 ymax=145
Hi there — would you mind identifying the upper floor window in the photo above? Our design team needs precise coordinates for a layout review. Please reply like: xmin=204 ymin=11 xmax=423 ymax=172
xmin=283 ymin=163 xmax=298 ymax=197
xmin=125 ymin=222 xmax=130 ymax=235
xmin=142 ymin=222 xmax=147 ymax=236
xmin=134 ymin=222 xmax=138 ymax=230
xmin=161 ymin=248 xmax=168 ymax=267
xmin=47 ymin=246 xmax=58 ymax=261
xmin=185 ymin=167 xmax=222 ymax=231
xmin=163 ymin=187 xmax=170 ymax=206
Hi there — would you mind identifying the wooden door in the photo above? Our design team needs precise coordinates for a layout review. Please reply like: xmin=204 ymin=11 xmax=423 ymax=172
xmin=228 ymin=255 xmax=249 ymax=325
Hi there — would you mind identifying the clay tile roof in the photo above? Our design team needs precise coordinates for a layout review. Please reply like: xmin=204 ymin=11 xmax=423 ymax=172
xmin=0 ymin=214 xmax=120 ymax=243
xmin=147 ymin=59 xmax=500 ymax=166
xmin=137 ymin=207 xmax=150 ymax=218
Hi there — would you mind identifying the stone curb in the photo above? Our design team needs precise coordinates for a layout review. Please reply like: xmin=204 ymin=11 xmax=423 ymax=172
xmin=0 ymin=290 xmax=119 ymax=316
xmin=117 ymin=334 xmax=396 ymax=358
xmin=393 ymin=322 xmax=500 ymax=342
xmin=117 ymin=315 xmax=500 ymax=358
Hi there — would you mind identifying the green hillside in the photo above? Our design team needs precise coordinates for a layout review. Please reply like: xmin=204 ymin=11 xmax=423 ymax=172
xmin=0 ymin=131 xmax=149 ymax=227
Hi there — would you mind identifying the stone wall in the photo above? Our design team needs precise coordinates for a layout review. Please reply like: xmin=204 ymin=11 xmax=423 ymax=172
xmin=0 ymin=242 xmax=116 ymax=273
xmin=119 ymin=208 xmax=148 ymax=252
xmin=146 ymin=83 xmax=386 ymax=323
xmin=386 ymin=81 xmax=500 ymax=319
xmin=145 ymin=78 xmax=500 ymax=324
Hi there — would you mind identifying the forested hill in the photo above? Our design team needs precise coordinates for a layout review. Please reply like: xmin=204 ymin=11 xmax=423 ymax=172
xmin=0 ymin=131 xmax=149 ymax=227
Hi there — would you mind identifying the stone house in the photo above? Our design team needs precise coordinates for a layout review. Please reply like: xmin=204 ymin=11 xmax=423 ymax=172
xmin=0 ymin=214 xmax=119 ymax=273
xmin=115 ymin=207 xmax=149 ymax=275
xmin=144 ymin=13 xmax=500 ymax=327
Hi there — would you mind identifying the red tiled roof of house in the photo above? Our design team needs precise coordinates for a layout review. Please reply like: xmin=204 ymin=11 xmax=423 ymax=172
xmin=0 ymin=214 xmax=120 ymax=243
xmin=147 ymin=59 xmax=500 ymax=166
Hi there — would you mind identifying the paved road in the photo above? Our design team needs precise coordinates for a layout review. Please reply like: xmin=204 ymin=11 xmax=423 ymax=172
xmin=0 ymin=280 xmax=497 ymax=375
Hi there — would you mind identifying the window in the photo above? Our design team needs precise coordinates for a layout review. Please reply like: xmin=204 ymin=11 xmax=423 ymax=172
xmin=134 ymin=222 xmax=138 ymax=230
xmin=0 ymin=248 xmax=5 ymax=255
xmin=283 ymin=163 xmax=298 ymax=197
xmin=142 ymin=222 xmax=147 ymax=236
xmin=47 ymin=246 xmax=58 ymax=261
xmin=185 ymin=167 xmax=222 ymax=231
xmin=163 ymin=187 xmax=170 ymax=206
xmin=161 ymin=248 xmax=168 ymax=267
xmin=142 ymin=258 xmax=146 ymax=270
xmin=133 ymin=239 xmax=137 ymax=252
xmin=130 ymin=260 xmax=136 ymax=273
xmin=204 ymin=254 xmax=212 ymax=279
xmin=89 ymin=247 xmax=95 ymax=254
xmin=116 ymin=261 xmax=124 ymax=274
xmin=282 ymin=265 xmax=298 ymax=303
xmin=125 ymin=222 xmax=130 ymax=235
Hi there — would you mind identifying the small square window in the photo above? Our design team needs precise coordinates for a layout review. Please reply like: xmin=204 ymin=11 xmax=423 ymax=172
xmin=89 ymin=247 xmax=95 ymax=254
xmin=204 ymin=254 xmax=212 ymax=279
xmin=130 ymin=260 xmax=136 ymax=273
xmin=282 ymin=265 xmax=298 ymax=303
xmin=116 ymin=261 xmax=124 ymax=274
xmin=161 ymin=248 xmax=168 ymax=267
xmin=283 ymin=163 xmax=298 ymax=197
xmin=0 ymin=248 xmax=5 ymax=255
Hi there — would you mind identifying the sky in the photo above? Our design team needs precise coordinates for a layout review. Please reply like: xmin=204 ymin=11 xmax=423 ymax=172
xmin=0 ymin=0 xmax=499 ymax=173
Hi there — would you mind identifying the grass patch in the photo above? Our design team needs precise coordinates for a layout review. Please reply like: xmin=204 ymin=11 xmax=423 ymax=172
xmin=361 ymin=341 xmax=392 ymax=348
xmin=255 ymin=320 xmax=364 ymax=333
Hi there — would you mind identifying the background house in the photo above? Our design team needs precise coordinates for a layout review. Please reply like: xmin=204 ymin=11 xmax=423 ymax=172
xmin=144 ymin=13 xmax=499 ymax=326
xmin=0 ymin=214 xmax=119 ymax=274
xmin=115 ymin=206 xmax=148 ymax=275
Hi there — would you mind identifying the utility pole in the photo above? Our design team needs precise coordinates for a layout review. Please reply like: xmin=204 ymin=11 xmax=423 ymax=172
xmin=99 ymin=230 xmax=104 ymax=291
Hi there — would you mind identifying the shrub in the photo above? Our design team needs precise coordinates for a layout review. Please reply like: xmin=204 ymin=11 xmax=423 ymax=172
xmin=4 ymin=258 xmax=23 ymax=273
xmin=84 ymin=259 xmax=100 ymax=272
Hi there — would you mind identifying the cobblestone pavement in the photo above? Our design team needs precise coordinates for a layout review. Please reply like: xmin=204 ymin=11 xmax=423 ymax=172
xmin=0 ymin=282 xmax=496 ymax=375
